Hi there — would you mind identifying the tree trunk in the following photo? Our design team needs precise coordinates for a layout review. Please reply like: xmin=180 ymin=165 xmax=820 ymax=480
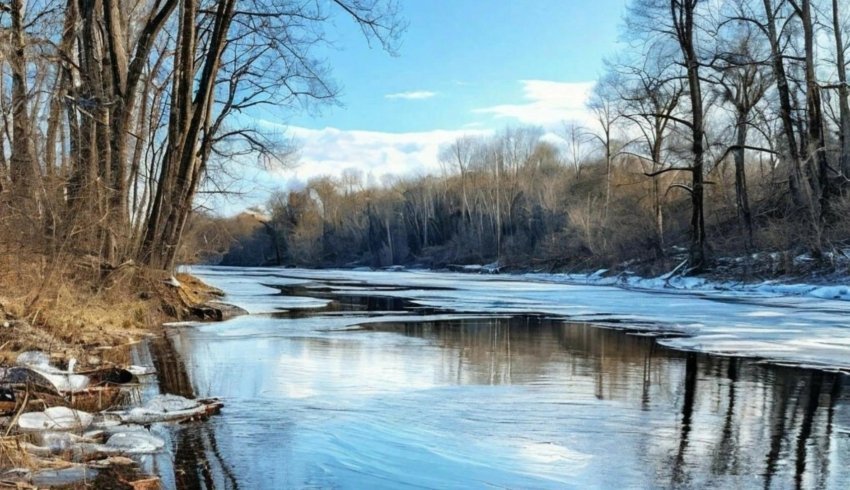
xmin=72 ymin=0 xmax=108 ymax=254
xmin=651 ymin=138 xmax=665 ymax=254
xmin=138 ymin=0 xmax=237 ymax=270
xmin=833 ymin=0 xmax=850 ymax=179
xmin=800 ymin=0 xmax=828 ymax=252
xmin=675 ymin=0 xmax=707 ymax=270
xmin=763 ymin=0 xmax=805 ymax=208
xmin=604 ymin=126 xmax=612 ymax=222
xmin=733 ymin=115 xmax=754 ymax=249
xmin=8 ymin=0 xmax=37 ymax=206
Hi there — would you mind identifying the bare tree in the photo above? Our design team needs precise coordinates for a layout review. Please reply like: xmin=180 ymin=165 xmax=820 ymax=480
xmin=611 ymin=52 xmax=685 ymax=253
xmin=710 ymin=19 xmax=770 ymax=249
xmin=587 ymin=76 xmax=622 ymax=220
xmin=628 ymin=0 xmax=710 ymax=269
xmin=439 ymin=135 xmax=478 ymax=222
xmin=831 ymin=0 xmax=850 ymax=177
xmin=137 ymin=0 xmax=404 ymax=269
xmin=560 ymin=121 xmax=590 ymax=177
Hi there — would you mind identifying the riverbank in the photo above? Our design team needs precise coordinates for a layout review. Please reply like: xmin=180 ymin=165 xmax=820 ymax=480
xmin=0 ymin=255 xmax=236 ymax=361
xmin=436 ymin=246 xmax=850 ymax=302
xmin=523 ymin=265 xmax=850 ymax=303
xmin=0 ymin=256 xmax=236 ymax=488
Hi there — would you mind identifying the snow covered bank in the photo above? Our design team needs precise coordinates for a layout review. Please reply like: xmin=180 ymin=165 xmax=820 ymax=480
xmin=524 ymin=268 xmax=850 ymax=302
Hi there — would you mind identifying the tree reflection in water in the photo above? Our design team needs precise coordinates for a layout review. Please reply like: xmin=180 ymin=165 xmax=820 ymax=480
xmin=369 ymin=317 xmax=849 ymax=488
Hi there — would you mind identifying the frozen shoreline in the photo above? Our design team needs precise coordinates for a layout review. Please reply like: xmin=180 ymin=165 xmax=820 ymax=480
xmin=523 ymin=268 xmax=850 ymax=302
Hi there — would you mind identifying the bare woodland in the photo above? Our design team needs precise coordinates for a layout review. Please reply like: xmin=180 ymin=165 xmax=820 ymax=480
xmin=0 ymin=0 xmax=400 ymax=273
xmin=212 ymin=0 xmax=850 ymax=273
xmin=2 ymin=0 xmax=850 ymax=277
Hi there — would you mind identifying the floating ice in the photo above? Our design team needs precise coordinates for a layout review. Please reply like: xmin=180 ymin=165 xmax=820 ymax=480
xmin=190 ymin=266 xmax=850 ymax=371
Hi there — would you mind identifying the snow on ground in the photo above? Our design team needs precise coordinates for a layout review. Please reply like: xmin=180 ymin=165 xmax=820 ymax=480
xmin=190 ymin=266 xmax=850 ymax=372
xmin=525 ymin=269 xmax=850 ymax=301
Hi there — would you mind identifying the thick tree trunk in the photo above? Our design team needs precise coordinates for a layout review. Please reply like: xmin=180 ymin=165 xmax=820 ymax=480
xmin=137 ymin=0 xmax=199 ymax=268
xmin=8 ymin=0 xmax=37 ymax=206
xmin=71 ymin=0 xmax=108 ymax=255
xmin=138 ymin=0 xmax=237 ymax=270
xmin=800 ymin=0 xmax=828 ymax=253
xmin=675 ymin=0 xmax=707 ymax=270
xmin=96 ymin=36 xmax=115 ymax=262
xmin=101 ymin=0 xmax=129 ymax=261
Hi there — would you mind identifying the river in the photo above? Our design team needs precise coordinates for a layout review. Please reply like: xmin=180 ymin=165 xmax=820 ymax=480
xmin=152 ymin=267 xmax=850 ymax=489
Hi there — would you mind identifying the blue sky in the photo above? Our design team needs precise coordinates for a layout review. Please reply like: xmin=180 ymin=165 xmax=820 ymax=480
xmin=220 ymin=0 xmax=629 ymax=213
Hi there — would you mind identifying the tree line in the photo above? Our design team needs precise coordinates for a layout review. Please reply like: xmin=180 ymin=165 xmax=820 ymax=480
xmin=214 ymin=0 xmax=850 ymax=271
xmin=205 ymin=128 xmax=687 ymax=269
xmin=0 ymin=0 xmax=401 ymax=272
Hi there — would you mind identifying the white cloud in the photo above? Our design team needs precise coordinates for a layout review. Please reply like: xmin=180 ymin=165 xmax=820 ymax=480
xmin=209 ymin=124 xmax=493 ymax=215
xmin=475 ymin=80 xmax=596 ymax=127
xmin=270 ymin=125 xmax=491 ymax=186
xmin=385 ymin=90 xmax=438 ymax=100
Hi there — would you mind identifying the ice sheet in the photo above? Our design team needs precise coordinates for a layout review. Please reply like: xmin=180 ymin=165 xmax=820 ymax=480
xmin=191 ymin=266 xmax=850 ymax=371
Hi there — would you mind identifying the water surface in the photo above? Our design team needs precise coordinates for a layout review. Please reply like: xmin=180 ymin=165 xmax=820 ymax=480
xmin=158 ymin=268 xmax=850 ymax=489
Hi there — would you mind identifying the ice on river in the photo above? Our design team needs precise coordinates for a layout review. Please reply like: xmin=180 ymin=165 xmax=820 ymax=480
xmin=187 ymin=271 xmax=328 ymax=314
xmin=192 ymin=266 xmax=850 ymax=371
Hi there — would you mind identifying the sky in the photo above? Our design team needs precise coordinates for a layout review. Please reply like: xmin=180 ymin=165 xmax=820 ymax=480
xmin=212 ymin=0 xmax=629 ymax=214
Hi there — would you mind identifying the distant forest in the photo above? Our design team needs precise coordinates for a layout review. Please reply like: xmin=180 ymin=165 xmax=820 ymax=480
xmin=188 ymin=0 xmax=850 ymax=273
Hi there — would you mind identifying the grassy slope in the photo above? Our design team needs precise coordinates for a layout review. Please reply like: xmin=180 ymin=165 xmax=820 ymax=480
xmin=0 ymin=254 xmax=225 ymax=369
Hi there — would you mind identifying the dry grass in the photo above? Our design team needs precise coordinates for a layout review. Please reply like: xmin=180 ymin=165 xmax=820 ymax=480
xmin=174 ymin=273 xmax=224 ymax=305
xmin=0 ymin=436 xmax=33 ymax=470
xmin=0 ymin=252 xmax=221 ymax=371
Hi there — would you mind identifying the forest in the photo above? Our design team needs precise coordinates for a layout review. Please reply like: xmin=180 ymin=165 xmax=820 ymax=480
xmin=206 ymin=0 xmax=850 ymax=274
xmin=1 ymin=0 xmax=850 ymax=278
xmin=0 ymin=0 xmax=400 ymax=276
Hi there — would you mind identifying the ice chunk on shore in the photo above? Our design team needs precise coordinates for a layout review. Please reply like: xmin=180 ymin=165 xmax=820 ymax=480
xmin=16 ymin=351 xmax=90 ymax=392
xmin=106 ymin=431 xmax=166 ymax=453
xmin=31 ymin=431 xmax=95 ymax=452
xmin=111 ymin=394 xmax=221 ymax=424
xmin=142 ymin=394 xmax=199 ymax=412
xmin=18 ymin=407 xmax=94 ymax=431
xmin=16 ymin=351 xmax=51 ymax=367
xmin=34 ymin=371 xmax=89 ymax=392
xmin=127 ymin=365 xmax=156 ymax=376
xmin=32 ymin=466 xmax=97 ymax=487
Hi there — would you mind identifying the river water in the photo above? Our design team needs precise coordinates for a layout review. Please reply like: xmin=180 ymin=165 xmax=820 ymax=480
xmin=155 ymin=267 xmax=850 ymax=489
